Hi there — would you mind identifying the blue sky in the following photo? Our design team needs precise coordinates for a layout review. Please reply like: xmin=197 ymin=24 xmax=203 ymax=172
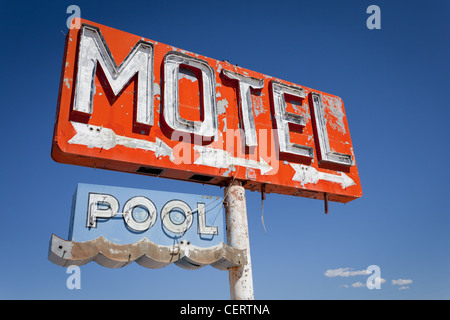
xmin=1 ymin=0 xmax=449 ymax=299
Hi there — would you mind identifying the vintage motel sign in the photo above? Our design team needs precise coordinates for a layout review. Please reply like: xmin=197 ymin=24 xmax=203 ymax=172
xmin=49 ymin=183 xmax=245 ymax=270
xmin=52 ymin=19 xmax=362 ymax=203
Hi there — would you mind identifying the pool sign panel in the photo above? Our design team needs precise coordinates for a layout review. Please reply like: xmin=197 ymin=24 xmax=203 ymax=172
xmin=52 ymin=19 xmax=362 ymax=203
xmin=69 ymin=183 xmax=224 ymax=247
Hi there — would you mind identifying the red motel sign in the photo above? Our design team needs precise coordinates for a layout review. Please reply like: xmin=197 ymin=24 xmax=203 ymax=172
xmin=52 ymin=19 xmax=362 ymax=203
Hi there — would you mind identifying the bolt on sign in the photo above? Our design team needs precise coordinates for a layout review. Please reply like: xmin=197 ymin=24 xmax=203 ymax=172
xmin=52 ymin=19 xmax=362 ymax=203
xmin=49 ymin=183 xmax=245 ymax=270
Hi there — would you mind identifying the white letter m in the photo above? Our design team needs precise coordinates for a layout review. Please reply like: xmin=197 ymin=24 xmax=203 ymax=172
xmin=73 ymin=24 xmax=154 ymax=127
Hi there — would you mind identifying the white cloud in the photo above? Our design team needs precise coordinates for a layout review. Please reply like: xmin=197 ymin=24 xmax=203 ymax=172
xmin=371 ymin=277 xmax=387 ymax=285
xmin=351 ymin=278 xmax=386 ymax=289
xmin=325 ymin=267 xmax=410 ymax=290
xmin=392 ymin=279 xmax=413 ymax=286
xmin=324 ymin=267 xmax=370 ymax=278
xmin=351 ymin=281 xmax=365 ymax=288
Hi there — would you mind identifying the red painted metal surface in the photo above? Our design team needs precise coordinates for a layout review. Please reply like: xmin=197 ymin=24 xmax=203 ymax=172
xmin=52 ymin=19 xmax=362 ymax=203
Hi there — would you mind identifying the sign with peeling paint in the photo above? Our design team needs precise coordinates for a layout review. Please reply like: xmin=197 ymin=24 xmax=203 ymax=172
xmin=48 ymin=183 xmax=246 ymax=270
xmin=52 ymin=19 xmax=362 ymax=203
xmin=69 ymin=183 xmax=224 ymax=247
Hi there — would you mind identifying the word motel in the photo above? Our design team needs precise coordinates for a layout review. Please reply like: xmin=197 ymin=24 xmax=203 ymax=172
xmin=53 ymin=19 xmax=361 ymax=203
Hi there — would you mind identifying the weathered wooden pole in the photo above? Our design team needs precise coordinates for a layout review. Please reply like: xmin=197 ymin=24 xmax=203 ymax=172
xmin=224 ymin=179 xmax=254 ymax=300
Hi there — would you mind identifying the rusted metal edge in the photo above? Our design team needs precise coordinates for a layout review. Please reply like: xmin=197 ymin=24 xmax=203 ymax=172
xmin=48 ymin=234 xmax=246 ymax=271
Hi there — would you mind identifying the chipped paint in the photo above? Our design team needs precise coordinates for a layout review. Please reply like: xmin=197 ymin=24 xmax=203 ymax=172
xmin=272 ymin=80 xmax=314 ymax=158
xmin=290 ymin=163 xmax=355 ymax=189
xmin=164 ymin=51 xmax=218 ymax=137
xmin=68 ymin=122 xmax=174 ymax=161
xmin=63 ymin=78 xmax=70 ymax=89
xmin=194 ymin=146 xmax=272 ymax=175
xmin=222 ymin=164 xmax=236 ymax=177
xmin=217 ymin=98 xmax=228 ymax=114
xmin=323 ymin=96 xmax=346 ymax=134
xmin=216 ymin=63 xmax=223 ymax=74
xmin=310 ymin=92 xmax=353 ymax=166
xmin=224 ymin=181 xmax=254 ymax=300
xmin=53 ymin=19 xmax=362 ymax=204
xmin=253 ymin=95 xmax=265 ymax=117
xmin=48 ymin=234 xmax=247 ymax=270
xmin=222 ymin=69 xmax=264 ymax=147
xmin=153 ymin=82 xmax=160 ymax=96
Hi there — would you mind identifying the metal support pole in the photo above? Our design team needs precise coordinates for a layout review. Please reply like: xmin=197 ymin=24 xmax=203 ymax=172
xmin=224 ymin=179 xmax=254 ymax=300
